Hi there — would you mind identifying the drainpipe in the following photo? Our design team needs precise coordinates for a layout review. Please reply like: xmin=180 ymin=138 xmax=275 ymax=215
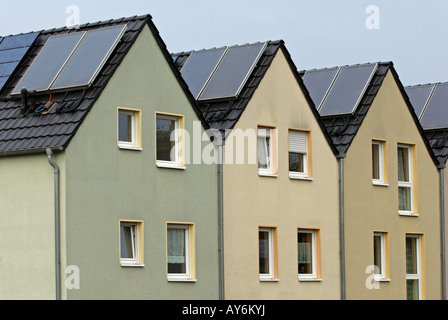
xmin=439 ymin=164 xmax=446 ymax=300
xmin=336 ymin=153 xmax=346 ymax=300
xmin=216 ymin=139 xmax=225 ymax=300
xmin=46 ymin=148 xmax=61 ymax=300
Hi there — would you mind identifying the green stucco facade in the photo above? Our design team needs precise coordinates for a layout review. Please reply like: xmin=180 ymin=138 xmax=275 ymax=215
xmin=0 ymin=25 xmax=219 ymax=299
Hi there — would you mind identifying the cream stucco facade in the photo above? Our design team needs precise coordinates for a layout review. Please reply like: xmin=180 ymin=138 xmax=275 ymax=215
xmin=222 ymin=49 xmax=341 ymax=299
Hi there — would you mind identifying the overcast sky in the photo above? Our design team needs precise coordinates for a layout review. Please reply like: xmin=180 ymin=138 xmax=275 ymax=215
xmin=1 ymin=0 xmax=446 ymax=86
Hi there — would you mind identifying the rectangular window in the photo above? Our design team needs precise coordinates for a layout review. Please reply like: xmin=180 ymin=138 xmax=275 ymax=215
xmin=372 ymin=140 xmax=386 ymax=184
xmin=298 ymin=229 xmax=320 ymax=280
xmin=118 ymin=108 xmax=141 ymax=149
xmin=119 ymin=220 xmax=143 ymax=266
xmin=156 ymin=113 xmax=184 ymax=168
xmin=406 ymin=234 xmax=422 ymax=300
xmin=289 ymin=130 xmax=309 ymax=178
xmin=258 ymin=126 xmax=277 ymax=176
xmin=398 ymin=144 xmax=414 ymax=213
xmin=167 ymin=223 xmax=195 ymax=281
xmin=373 ymin=232 xmax=388 ymax=280
xmin=259 ymin=227 xmax=277 ymax=280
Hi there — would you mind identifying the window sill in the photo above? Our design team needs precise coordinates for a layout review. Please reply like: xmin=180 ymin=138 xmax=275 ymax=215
xmin=118 ymin=145 xmax=142 ymax=151
xmin=372 ymin=181 xmax=389 ymax=187
xmin=259 ymin=277 xmax=279 ymax=282
xmin=167 ymin=277 xmax=197 ymax=282
xmin=120 ymin=263 xmax=144 ymax=267
xmin=289 ymin=174 xmax=313 ymax=181
xmin=298 ymin=277 xmax=322 ymax=282
xmin=374 ymin=276 xmax=391 ymax=282
xmin=258 ymin=172 xmax=278 ymax=178
xmin=156 ymin=162 xmax=186 ymax=170
xmin=399 ymin=211 xmax=419 ymax=217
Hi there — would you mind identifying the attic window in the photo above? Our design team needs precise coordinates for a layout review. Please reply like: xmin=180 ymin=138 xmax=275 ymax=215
xmin=11 ymin=25 xmax=126 ymax=96
xmin=118 ymin=108 xmax=141 ymax=150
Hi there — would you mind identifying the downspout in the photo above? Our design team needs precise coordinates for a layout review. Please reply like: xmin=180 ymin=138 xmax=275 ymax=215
xmin=216 ymin=139 xmax=225 ymax=300
xmin=46 ymin=148 xmax=61 ymax=300
xmin=439 ymin=164 xmax=446 ymax=300
xmin=336 ymin=153 xmax=346 ymax=300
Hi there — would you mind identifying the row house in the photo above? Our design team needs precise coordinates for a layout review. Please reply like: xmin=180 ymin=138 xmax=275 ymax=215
xmin=0 ymin=15 xmax=220 ymax=299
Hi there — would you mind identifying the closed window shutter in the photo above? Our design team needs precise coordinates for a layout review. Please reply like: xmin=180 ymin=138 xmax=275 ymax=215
xmin=289 ymin=131 xmax=307 ymax=153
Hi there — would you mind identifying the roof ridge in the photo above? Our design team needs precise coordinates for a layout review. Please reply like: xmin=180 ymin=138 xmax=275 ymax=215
xmin=38 ymin=14 xmax=151 ymax=35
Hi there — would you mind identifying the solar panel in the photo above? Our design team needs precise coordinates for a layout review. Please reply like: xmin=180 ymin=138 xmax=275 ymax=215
xmin=0 ymin=32 xmax=39 ymax=92
xmin=11 ymin=32 xmax=85 ymax=95
xmin=12 ymin=25 xmax=126 ymax=95
xmin=405 ymin=84 xmax=435 ymax=119
xmin=180 ymin=47 xmax=226 ymax=99
xmin=51 ymin=25 xmax=126 ymax=91
xmin=0 ymin=32 xmax=39 ymax=50
xmin=302 ymin=67 xmax=339 ymax=110
xmin=319 ymin=63 xmax=378 ymax=116
xmin=420 ymin=83 xmax=448 ymax=129
xmin=198 ymin=42 xmax=267 ymax=101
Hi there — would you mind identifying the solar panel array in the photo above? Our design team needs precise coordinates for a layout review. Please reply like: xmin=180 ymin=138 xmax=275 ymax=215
xmin=12 ymin=25 xmax=126 ymax=96
xmin=0 ymin=32 xmax=39 ymax=92
xmin=302 ymin=63 xmax=378 ymax=116
xmin=179 ymin=42 xmax=267 ymax=101
xmin=406 ymin=83 xmax=448 ymax=130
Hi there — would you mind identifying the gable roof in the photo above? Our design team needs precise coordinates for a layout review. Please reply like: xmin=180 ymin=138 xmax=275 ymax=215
xmin=0 ymin=14 xmax=208 ymax=156
xmin=300 ymin=61 xmax=439 ymax=165
xmin=173 ymin=40 xmax=338 ymax=155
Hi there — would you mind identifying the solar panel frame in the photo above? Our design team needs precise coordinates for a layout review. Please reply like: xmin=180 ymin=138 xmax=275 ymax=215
xmin=11 ymin=32 xmax=86 ymax=95
xmin=302 ymin=67 xmax=340 ymax=111
xmin=405 ymin=84 xmax=436 ymax=119
xmin=50 ymin=25 xmax=126 ymax=91
xmin=180 ymin=47 xmax=227 ymax=99
xmin=420 ymin=83 xmax=448 ymax=129
xmin=198 ymin=42 xmax=267 ymax=101
xmin=319 ymin=63 xmax=378 ymax=116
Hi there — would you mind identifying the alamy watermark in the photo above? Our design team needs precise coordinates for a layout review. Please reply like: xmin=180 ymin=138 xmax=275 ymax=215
xmin=66 ymin=5 xmax=80 ymax=29
xmin=365 ymin=5 xmax=380 ymax=30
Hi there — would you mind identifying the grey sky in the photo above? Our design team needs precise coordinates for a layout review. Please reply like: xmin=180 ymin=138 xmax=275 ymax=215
xmin=1 ymin=0 xmax=447 ymax=86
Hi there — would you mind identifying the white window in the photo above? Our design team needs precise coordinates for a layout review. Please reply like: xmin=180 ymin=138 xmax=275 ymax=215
xmin=120 ymin=221 xmax=143 ymax=266
xmin=156 ymin=114 xmax=182 ymax=168
xmin=289 ymin=130 xmax=308 ymax=178
xmin=406 ymin=234 xmax=421 ymax=300
xmin=259 ymin=227 xmax=276 ymax=280
xmin=118 ymin=109 xmax=141 ymax=149
xmin=167 ymin=224 xmax=194 ymax=281
xmin=298 ymin=229 xmax=318 ymax=280
xmin=258 ymin=127 xmax=276 ymax=176
xmin=372 ymin=140 xmax=385 ymax=184
xmin=373 ymin=232 xmax=386 ymax=280
xmin=398 ymin=145 xmax=413 ymax=213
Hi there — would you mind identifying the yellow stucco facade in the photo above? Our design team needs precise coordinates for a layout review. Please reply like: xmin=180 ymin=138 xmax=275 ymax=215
xmin=343 ymin=70 xmax=441 ymax=299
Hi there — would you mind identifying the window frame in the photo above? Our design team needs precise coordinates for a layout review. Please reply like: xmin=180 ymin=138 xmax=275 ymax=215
xmin=258 ymin=226 xmax=278 ymax=281
xmin=397 ymin=144 xmax=416 ymax=215
xmin=372 ymin=139 xmax=387 ymax=185
xmin=257 ymin=126 xmax=277 ymax=177
xmin=156 ymin=112 xmax=185 ymax=169
xmin=117 ymin=108 xmax=142 ymax=150
xmin=166 ymin=223 xmax=196 ymax=282
xmin=289 ymin=129 xmax=311 ymax=180
xmin=119 ymin=220 xmax=144 ymax=267
xmin=373 ymin=231 xmax=390 ymax=281
xmin=406 ymin=234 xmax=422 ymax=300
xmin=297 ymin=228 xmax=321 ymax=281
